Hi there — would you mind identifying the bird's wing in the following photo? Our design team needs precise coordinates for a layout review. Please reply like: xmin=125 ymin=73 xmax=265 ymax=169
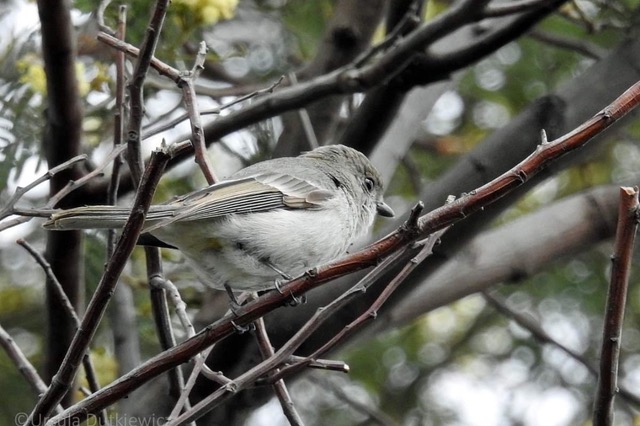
xmin=143 ymin=174 xmax=334 ymax=232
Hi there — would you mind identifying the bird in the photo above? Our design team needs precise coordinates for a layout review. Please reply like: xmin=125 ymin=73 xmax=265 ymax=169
xmin=44 ymin=144 xmax=394 ymax=294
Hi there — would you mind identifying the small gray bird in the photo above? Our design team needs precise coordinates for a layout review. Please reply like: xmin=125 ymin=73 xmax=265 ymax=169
xmin=44 ymin=145 xmax=394 ymax=292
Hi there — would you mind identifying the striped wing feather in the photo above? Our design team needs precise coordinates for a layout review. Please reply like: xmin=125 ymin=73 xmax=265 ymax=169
xmin=143 ymin=174 xmax=333 ymax=231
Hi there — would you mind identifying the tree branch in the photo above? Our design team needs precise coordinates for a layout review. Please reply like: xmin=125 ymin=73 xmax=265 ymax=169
xmin=45 ymin=78 xmax=640 ymax=425
xmin=28 ymin=148 xmax=171 ymax=426
xmin=35 ymin=0 xmax=85 ymax=402
xmin=0 ymin=324 xmax=63 ymax=414
xmin=593 ymin=186 xmax=640 ymax=425
xmin=126 ymin=0 xmax=170 ymax=184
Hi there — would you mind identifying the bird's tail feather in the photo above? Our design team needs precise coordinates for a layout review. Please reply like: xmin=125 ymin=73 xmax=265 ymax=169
xmin=43 ymin=205 xmax=177 ymax=230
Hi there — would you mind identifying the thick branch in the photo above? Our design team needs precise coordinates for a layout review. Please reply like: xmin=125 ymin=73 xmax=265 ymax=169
xmin=45 ymin=77 xmax=640 ymax=426
xmin=81 ymin=0 xmax=542 ymax=201
xmin=36 ymin=0 xmax=85 ymax=404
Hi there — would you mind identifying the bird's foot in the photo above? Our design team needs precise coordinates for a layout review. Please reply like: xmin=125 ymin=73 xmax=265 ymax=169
xmin=274 ymin=279 xmax=306 ymax=306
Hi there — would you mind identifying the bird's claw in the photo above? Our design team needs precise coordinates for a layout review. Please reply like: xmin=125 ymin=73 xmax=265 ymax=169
xmin=231 ymin=320 xmax=255 ymax=334
xmin=274 ymin=279 xmax=306 ymax=306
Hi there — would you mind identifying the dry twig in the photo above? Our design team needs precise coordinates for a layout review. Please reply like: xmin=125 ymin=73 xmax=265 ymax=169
xmin=179 ymin=41 xmax=217 ymax=184
xmin=27 ymin=148 xmax=171 ymax=426
xmin=17 ymin=239 xmax=104 ymax=413
xmin=254 ymin=315 xmax=305 ymax=426
xmin=593 ymin=187 xmax=640 ymax=425
xmin=0 ymin=324 xmax=64 ymax=414
xmin=483 ymin=291 xmax=640 ymax=407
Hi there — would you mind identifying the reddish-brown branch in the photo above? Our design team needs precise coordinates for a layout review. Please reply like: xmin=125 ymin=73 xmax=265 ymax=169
xmin=28 ymin=149 xmax=171 ymax=426
xmin=415 ymin=80 xmax=640 ymax=236
xmin=593 ymin=186 xmax=640 ymax=425
xmin=310 ymin=225 xmax=448 ymax=360
xmin=169 ymin=261 xmax=392 ymax=424
xmin=46 ymin=79 xmax=640 ymax=426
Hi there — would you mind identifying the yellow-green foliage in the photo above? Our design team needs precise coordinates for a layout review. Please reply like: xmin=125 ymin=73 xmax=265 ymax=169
xmin=173 ymin=0 xmax=239 ymax=27
xmin=17 ymin=54 xmax=90 ymax=96
xmin=16 ymin=54 xmax=47 ymax=94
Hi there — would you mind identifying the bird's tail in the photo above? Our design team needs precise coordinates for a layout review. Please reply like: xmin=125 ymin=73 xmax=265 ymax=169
xmin=43 ymin=205 xmax=177 ymax=230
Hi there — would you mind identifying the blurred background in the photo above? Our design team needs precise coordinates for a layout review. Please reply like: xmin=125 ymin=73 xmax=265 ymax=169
xmin=1 ymin=0 xmax=640 ymax=425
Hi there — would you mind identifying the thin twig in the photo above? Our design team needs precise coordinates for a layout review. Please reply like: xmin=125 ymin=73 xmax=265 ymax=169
xmin=17 ymin=241 xmax=81 ymax=326
xmin=314 ymin=375 xmax=398 ymax=426
xmin=96 ymin=0 xmax=115 ymax=35
xmin=125 ymin=0 xmax=170 ymax=185
xmin=158 ymin=280 xmax=196 ymax=339
xmin=97 ymin=31 xmax=182 ymax=83
xmin=46 ymin=147 xmax=122 ymax=208
xmin=593 ymin=186 xmax=640 ymax=425
xmin=156 ymin=277 xmax=236 ymax=386
xmin=179 ymin=41 xmax=217 ymax=184
xmin=528 ymin=28 xmax=606 ymax=60
xmin=482 ymin=291 xmax=640 ymax=407
xmin=146 ymin=252 xmax=195 ymax=425
xmin=146 ymin=259 xmax=196 ymax=426
xmin=253 ymin=312 xmax=304 ymax=426
xmin=353 ymin=3 xmax=421 ymax=67
xmin=167 ymin=344 xmax=211 ymax=422
xmin=0 ymin=155 xmax=87 ymax=220
xmin=484 ymin=0 xmax=559 ymax=17
xmin=16 ymin=239 xmax=107 ymax=425
xmin=287 ymin=355 xmax=349 ymax=374
xmin=106 ymin=5 xmax=142 ymax=377
xmin=27 ymin=148 xmax=171 ymax=426
xmin=288 ymin=72 xmax=318 ymax=150
xmin=7 ymin=141 xmax=132 ymax=230
xmin=154 ymin=262 xmax=231 ymax=423
xmin=0 ymin=324 xmax=63 ymax=414
xmin=142 ymin=75 xmax=284 ymax=140
xmin=146 ymin=253 xmax=181 ymax=391
xmin=107 ymin=4 xmax=127 ymax=217
xmin=167 ymin=342 xmax=233 ymax=423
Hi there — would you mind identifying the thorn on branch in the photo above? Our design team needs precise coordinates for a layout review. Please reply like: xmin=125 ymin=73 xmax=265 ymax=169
xmin=231 ymin=321 xmax=254 ymax=334
xmin=540 ymin=128 xmax=548 ymax=144
xmin=286 ymin=356 xmax=350 ymax=374
xmin=401 ymin=201 xmax=424 ymax=234
xmin=304 ymin=267 xmax=319 ymax=279
xmin=224 ymin=382 xmax=239 ymax=394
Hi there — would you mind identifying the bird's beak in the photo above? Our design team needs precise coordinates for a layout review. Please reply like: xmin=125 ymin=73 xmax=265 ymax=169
xmin=376 ymin=201 xmax=395 ymax=217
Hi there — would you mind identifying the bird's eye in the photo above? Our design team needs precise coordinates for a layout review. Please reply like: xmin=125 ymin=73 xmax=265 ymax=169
xmin=363 ymin=177 xmax=375 ymax=192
